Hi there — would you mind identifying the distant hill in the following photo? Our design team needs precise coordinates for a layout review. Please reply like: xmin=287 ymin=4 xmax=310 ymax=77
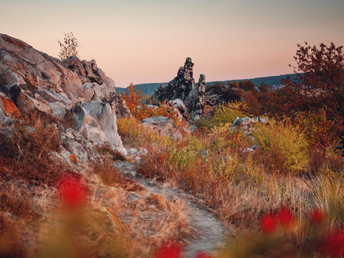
xmin=116 ymin=74 xmax=299 ymax=96
xmin=206 ymin=73 xmax=299 ymax=87
xmin=116 ymin=83 xmax=164 ymax=96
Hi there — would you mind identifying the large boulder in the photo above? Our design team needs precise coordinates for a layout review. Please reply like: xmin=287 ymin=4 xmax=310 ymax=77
xmin=72 ymin=101 xmax=123 ymax=149
xmin=0 ymin=33 xmax=127 ymax=149
xmin=141 ymin=116 xmax=183 ymax=141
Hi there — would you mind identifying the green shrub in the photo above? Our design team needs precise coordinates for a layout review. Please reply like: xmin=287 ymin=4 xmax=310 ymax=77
xmin=253 ymin=119 xmax=308 ymax=173
xmin=211 ymin=102 xmax=247 ymax=127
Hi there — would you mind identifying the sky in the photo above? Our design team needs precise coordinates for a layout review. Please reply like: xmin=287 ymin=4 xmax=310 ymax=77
xmin=1 ymin=0 xmax=344 ymax=87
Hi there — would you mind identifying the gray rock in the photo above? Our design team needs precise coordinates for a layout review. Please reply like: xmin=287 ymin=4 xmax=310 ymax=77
xmin=71 ymin=101 xmax=123 ymax=148
xmin=60 ymin=128 xmax=101 ymax=166
xmin=190 ymin=74 xmax=206 ymax=120
xmin=169 ymin=99 xmax=189 ymax=120
xmin=108 ymin=92 xmax=131 ymax=119
xmin=0 ymin=33 xmax=127 ymax=150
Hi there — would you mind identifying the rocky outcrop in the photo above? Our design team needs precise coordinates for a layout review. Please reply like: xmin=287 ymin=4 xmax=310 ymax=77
xmin=152 ymin=58 xmax=205 ymax=120
xmin=62 ymin=57 xmax=117 ymax=102
xmin=141 ymin=116 xmax=183 ymax=141
xmin=152 ymin=57 xmax=240 ymax=120
xmin=153 ymin=57 xmax=195 ymax=103
xmin=0 ymin=33 xmax=128 ymax=150
xmin=186 ymin=73 xmax=206 ymax=120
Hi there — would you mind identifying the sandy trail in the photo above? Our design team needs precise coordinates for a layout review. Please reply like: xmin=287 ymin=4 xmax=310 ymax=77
xmin=115 ymin=161 xmax=226 ymax=258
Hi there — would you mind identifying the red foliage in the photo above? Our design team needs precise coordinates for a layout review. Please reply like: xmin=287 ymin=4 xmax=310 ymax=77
xmin=261 ymin=213 xmax=277 ymax=234
xmin=310 ymin=209 xmax=325 ymax=225
xmin=321 ymin=229 xmax=344 ymax=256
xmin=276 ymin=207 xmax=293 ymax=228
xmin=156 ymin=242 xmax=182 ymax=258
xmin=243 ymin=42 xmax=344 ymax=149
xmin=58 ymin=175 xmax=88 ymax=208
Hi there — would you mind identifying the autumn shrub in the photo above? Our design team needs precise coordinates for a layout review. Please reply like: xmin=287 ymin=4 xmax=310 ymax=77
xmin=0 ymin=184 xmax=37 ymax=221
xmin=121 ymin=83 xmax=187 ymax=134
xmin=208 ymin=123 xmax=254 ymax=153
xmin=92 ymin=160 xmax=140 ymax=192
xmin=253 ymin=119 xmax=308 ymax=174
xmin=0 ymin=118 xmax=68 ymax=186
xmin=294 ymin=109 xmax=338 ymax=149
xmin=196 ymin=102 xmax=248 ymax=130
xmin=117 ymin=117 xmax=172 ymax=146
xmin=212 ymin=102 xmax=247 ymax=125
xmin=211 ymin=102 xmax=247 ymax=127
xmin=243 ymin=43 xmax=344 ymax=151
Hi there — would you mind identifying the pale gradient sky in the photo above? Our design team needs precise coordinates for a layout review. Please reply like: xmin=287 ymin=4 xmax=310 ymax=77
xmin=1 ymin=0 xmax=343 ymax=87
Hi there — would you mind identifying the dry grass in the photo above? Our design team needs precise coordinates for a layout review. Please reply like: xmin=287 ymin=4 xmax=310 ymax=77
xmin=124 ymin=192 xmax=192 ymax=257
xmin=93 ymin=161 xmax=141 ymax=192
xmin=92 ymin=171 xmax=192 ymax=257
xmin=121 ymin=115 xmax=344 ymax=246
xmin=0 ymin=180 xmax=53 ymax=257
xmin=0 ymin=183 xmax=37 ymax=221
xmin=0 ymin=116 xmax=68 ymax=186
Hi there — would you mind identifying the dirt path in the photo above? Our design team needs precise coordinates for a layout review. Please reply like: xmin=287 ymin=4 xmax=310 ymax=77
xmin=115 ymin=161 xmax=226 ymax=258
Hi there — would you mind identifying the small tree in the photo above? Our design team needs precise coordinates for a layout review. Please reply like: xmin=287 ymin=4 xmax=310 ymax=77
xmin=58 ymin=32 xmax=80 ymax=60
xmin=243 ymin=42 xmax=344 ymax=148
xmin=239 ymin=80 xmax=255 ymax=91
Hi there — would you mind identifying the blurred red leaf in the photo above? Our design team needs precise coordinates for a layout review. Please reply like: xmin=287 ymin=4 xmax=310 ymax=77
xmin=321 ymin=229 xmax=344 ymax=256
xmin=156 ymin=242 xmax=182 ymax=258
xmin=195 ymin=251 xmax=211 ymax=258
xmin=310 ymin=209 xmax=325 ymax=225
xmin=277 ymin=207 xmax=293 ymax=228
xmin=261 ymin=213 xmax=277 ymax=234
xmin=58 ymin=174 xmax=87 ymax=208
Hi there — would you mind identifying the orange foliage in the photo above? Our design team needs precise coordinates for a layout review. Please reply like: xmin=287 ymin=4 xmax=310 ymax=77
xmin=121 ymin=84 xmax=188 ymax=132
xmin=0 ymin=95 xmax=21 ymax=118
xmin=121 ymin=83 xmax=144 ymax=112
